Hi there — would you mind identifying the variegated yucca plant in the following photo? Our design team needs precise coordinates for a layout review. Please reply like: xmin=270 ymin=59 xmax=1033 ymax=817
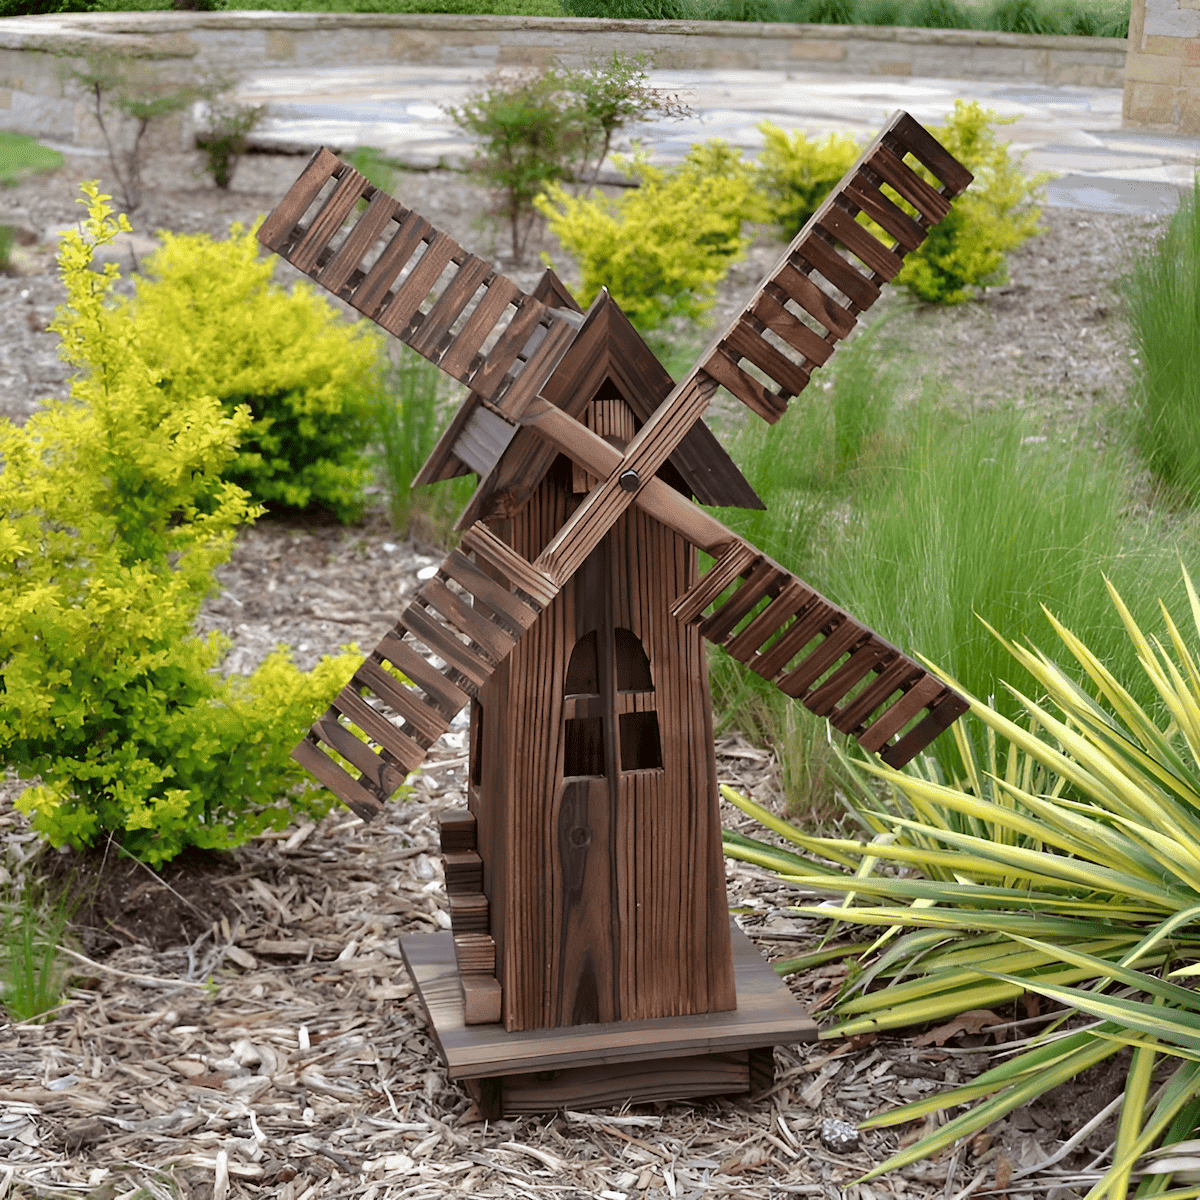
xmin=724 ymin=568 xmax=1200 ymax=1199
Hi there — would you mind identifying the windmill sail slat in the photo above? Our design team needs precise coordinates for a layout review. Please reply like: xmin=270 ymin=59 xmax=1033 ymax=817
xmin=356 ymin=657 xmax=449 ymax=743
xmin=696 ymin=558 xmax=784 ymax=645
xmin=816 ymin=207 xmax=903 ymax=281
xmin=316 ymin=190 xmax=402 ymax=294
xmin=376 ymin=232 xmax=459 ymax=335
xmin=858 ymin=674 xmax=947 ymax=753
xmin=466 ymin=297 xmax=547 ymax=399
xmin=829 ymin=656 xmax=924 ymax=733
xmin=334 ymin=684 xmax=429 ymax=771
xmin=376 ymin=631 xmax=470 ymax=715
xmin=722 ymin=323 xmax=810 ymax=399
xmin=880 ymin=691 xmax=971 ymax=768
xmin=843 ymin=176 xmax=925 ymax=252
xmin=722 ymin=578 xmax=814 ymax=661
xmin=313 ymin=713 xmax=409 ymax=795
xmin=890 ymin=111 xmax=974 ymax=195
xmin=749 ymin=599 xmax=838 ymax=681
xmin=292 ymin=735 xmax=386 ymax=822
xmin=290 ymin=165 xmax=370 ymax=273
xmin=773 ymin=261 xmax=857 ymax=338
xmin=440 ymin=549 xmax=541 ymax=634
xmin=796 ymin=235 xmax=881 ymax=311
xmin=805 ymin=642 xmax=893 ymax=716
xmin=670 ymin=542 xmax=759 ymax=624
xmin=493 ymin=317 xmax=580 ymax=419
xmin=399 ymin=604 xmax=494 ymax=690
xmin=407 ymin=254 xmax=493 ymax=357
xmin=416 ymin=577 xmax=518 ymax=665
xmin=460 ymin=522 xmax=559 ymax=609
xmin=437 ymin=276 xmax=522 ymax=380
xmin=257 ymin=146 xmax=341 ymax=251
xmin=350 ymin=209 xmax=434 ymax=317
xmin=778 ymin=619 xmax=869 ymax=697
xmin=701 ymin=349 xmax=786 ymax=423
xmin=752 ymin=293 xmax=834 ymax=366
xmin=865 ymin=145 xmax=952 ymax=223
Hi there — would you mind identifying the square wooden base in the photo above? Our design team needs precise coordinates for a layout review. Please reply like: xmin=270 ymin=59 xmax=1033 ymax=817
xmin=399 ymin=922 xmax=817 ymax=1118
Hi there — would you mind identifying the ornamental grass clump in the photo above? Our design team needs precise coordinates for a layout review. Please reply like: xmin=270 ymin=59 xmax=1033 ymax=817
xmin=724 ymin=567 xmax=1200 ymax=1199
xmin=1122 ymin=172 xmax=1200 ymax=507
xmin=0 ymin=187 xmax=363 ymax=867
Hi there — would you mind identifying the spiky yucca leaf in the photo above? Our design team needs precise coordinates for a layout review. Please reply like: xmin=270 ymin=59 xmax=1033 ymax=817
xmin=724 ymin=568 xmax=1200 ymax=1198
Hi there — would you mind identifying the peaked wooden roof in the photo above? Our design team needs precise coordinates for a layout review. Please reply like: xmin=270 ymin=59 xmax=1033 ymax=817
xmin=415 ymin=272 xmax=764 ymax=526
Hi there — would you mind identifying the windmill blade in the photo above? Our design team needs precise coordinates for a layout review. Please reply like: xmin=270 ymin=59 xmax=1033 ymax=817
xmin=688 ymin=110 xmax=973 ymax=423
xmin=257 ymin=148 xmax=578 ymax=437
xmin=294 ymin=523 xmax=558 ymax=821
xmin=670 ymin=544 xmax=969 ymax=768
xmin=519 ymin=396 xmax=968 ymax=768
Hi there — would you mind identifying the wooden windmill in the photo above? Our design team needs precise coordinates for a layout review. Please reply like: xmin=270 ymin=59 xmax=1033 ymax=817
xmin=258 ymin=110 xmax=973 ymax=1117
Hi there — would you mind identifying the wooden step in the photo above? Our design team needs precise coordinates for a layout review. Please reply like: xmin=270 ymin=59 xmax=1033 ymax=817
xmin=258 ymin=148 xmax=577 ymax=420
xmin=692 ymin=110 xmax=973 ymax=425
xmin=673 ymin=537 xmax=968 ymax=768
xmin=443 ymin=851 xmax=484 ymax=895
xmin=454 ymin=933 xmax=496 ymax=977
xmin=449 ymin=892 xmax=490 ymax=935
xmin=439 ymin=808 xmax=477 ymax=854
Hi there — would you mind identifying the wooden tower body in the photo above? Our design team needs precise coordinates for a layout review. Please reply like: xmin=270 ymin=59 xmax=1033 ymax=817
xmin=469 ymin=306 xmax=745 ymax=1032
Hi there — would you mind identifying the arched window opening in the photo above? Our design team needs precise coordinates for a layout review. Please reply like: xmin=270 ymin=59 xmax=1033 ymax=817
xmin=565 ymin=630 xmax=599 ymax=695
xmin=614 ymin=628 xmax=653 ymax=692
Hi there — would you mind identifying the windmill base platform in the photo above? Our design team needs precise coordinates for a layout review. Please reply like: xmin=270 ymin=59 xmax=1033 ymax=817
xmin=399 ymin=923 xmax=817 ymax=1119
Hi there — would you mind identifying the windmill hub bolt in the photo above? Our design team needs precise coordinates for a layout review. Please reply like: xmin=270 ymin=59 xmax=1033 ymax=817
xmin=618 ymin=470 xmax=641 ymax=492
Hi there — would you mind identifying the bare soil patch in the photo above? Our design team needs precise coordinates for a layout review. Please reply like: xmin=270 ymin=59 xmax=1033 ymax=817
xmin=0 ymin=147 xmax=1150 ymax=1198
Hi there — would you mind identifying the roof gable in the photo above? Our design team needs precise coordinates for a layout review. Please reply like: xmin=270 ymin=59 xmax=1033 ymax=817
xmin=416 ymin=273 xmax=763 ymax=529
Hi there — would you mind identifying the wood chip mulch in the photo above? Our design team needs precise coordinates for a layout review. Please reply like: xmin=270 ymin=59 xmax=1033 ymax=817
xmin=0 ymin=522 xmax=1117 ymax=1200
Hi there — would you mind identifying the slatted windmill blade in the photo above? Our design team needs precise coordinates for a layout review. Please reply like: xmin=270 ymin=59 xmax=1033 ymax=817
xmin=256 ymin=146 xmax=580 ymax=435
xmin=670 ymin=541 xmax=968 ymax=769
xmin=683 ymin=109 xmax=973 ymax=424
xmin=294 ymin=520 xmax=559 ymax=820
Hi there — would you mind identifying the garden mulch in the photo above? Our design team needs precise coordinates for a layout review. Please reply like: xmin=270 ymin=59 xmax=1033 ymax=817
xmin=0 ymin=146 xmax=1159 ymax=1199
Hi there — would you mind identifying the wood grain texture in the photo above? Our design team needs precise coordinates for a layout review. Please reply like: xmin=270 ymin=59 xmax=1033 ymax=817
xmin=399 ymin=922 xmax=816 ymax=1080
xmin=472 ymin=413 xmax=737 ymax=1032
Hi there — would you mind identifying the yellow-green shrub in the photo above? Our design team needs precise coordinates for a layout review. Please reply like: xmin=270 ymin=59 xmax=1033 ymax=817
xmin=894 ymin=100 xmax=1045 ymax=303
xmin=753 ymin=102 xmax=1044 ymax=305
xmin=0 ymin=187 xmax=363 ymax=867
xmin=753 ymin=122 xmax=861 ymax=237
xmin=125 ymin=222 xmax=383 ymax=521
xmin=536 ymin=141 xmax=754 ymax=331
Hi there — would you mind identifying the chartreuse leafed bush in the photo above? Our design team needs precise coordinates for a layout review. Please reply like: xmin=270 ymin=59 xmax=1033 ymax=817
xmin=1122 ymin=172 xmax=1200 ymax=506
xmin=755 ymin=101 xmax=1045 ymax=304
xmin=0 ymin=186 xmax=364 ymax=868
xmin=537 ymin=141 xmax=754 ymax=330
xmin=124 ymin=221 xmax=382 ymax=521
xmin=725 ymin=569 xmax=1200 ymax=1198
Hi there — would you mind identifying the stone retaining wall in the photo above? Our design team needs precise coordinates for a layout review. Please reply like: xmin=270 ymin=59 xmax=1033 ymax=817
xmin=0 ymin=12 xmax=1128 ymax=151
xmin=1125 ymin=0 xmax=1200 ymax=134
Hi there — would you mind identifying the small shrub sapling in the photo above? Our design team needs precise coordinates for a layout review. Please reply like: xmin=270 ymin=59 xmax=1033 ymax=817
xmin=537 ymin=141 xmax=753 ymax=331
